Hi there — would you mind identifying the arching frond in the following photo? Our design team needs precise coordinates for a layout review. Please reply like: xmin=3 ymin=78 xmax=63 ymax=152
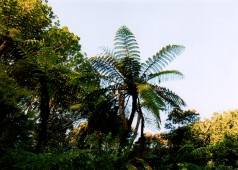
xmin=37 ymin=47 xmax=58 ymax=69
xmin=114 ymin=26 xmax=140 ymax=61
xmin=141 ymin=45 xmax=185 ymax=76
xmin=189 ymin=147 xmax=210 ymax=157
xmin=154 ymin=86 xmax=186 ymax=109
xmin=138 ymin=84 xmax=165 ymax=124
xmin=147 ymin=70 xmax=184 ymax=84
xmin=89 ymin=55 xmax=124 ymax=83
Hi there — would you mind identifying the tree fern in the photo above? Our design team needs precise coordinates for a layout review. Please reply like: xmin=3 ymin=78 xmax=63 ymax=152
xmin=89 ymin=25 xmax=185 ymax=146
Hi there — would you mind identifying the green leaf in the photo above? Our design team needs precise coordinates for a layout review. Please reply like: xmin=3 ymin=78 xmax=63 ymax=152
xmin=147 ymin=70 xmax=184 ymax=83
xmin=141 ymin=45 xmax=185 ymax=76
xmin=155 ymin=86 xmax=186 ymax=108
xmin=138 ymin=84 xmax=165 ymax=125
xmin=126 ymin=164 xmax=138 ymax=170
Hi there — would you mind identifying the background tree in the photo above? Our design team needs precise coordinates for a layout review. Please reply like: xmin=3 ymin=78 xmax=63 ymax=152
xmin=0 ymin=0 xmax=54 ymax=58
xmin=192 ymin=110 xmax=238 ymax=145
xmin=0 ymin=0 xmax=88 ymax=152
xmin=0 ymin=70 xmax=35 ymax=159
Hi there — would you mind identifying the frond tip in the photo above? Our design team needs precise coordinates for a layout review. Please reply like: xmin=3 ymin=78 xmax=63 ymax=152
xmin=114 ymin=26 xmax=140 ymax=60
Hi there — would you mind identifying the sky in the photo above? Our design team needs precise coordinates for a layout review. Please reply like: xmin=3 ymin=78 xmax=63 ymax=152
xmin=48 ymin=0 xmax=238 ymax=121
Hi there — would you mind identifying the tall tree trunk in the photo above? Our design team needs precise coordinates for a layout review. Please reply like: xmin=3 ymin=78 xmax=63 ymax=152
xmin=36 ymin=77 xmax=50 ymax=153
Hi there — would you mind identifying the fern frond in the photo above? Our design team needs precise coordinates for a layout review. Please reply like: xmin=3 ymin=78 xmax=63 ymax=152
xmin=143 ymin=114 xmax=159 ymax=130
xmin=99 ymin=75 xmax=124 ymax=89
xmin=154 ymin=86 xmax=186 ymax=109
xmin=37 ymin=47 xmax=58 ymax=69
xmin=141 ymin=45 xmax=184 ymax=76
xmin=89 ymin=55 xmax=124 ymax=83
xmin=138 ymin=84 xmax=165 ymax=125
xmin=147 ymin=70 xmax=184 ymax=84
xmin=189 ymin=146 xmax=210 ymax=157
xmin=114 ymin=25 xmax=140 ymax=61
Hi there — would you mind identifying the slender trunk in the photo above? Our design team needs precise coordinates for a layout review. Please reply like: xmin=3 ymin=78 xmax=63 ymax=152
xmin=119 ymin=90 xmax=128 ymax=147
xmin=137 ymin=103 xmax=145 ymax=156
xmin=140 ymin=114 xmax=145 ymax=155
xmin=134 ymin=113 xmax=141 ymax=136
xmin=129 ymin=112 xmax=141 ymax=147
xmin=36 ymin=77 xmax=50 ymax=153
xmin=127 ymin=94 xmax=137 ymax=132
xmin=119 ymin=90 xmax=127 ymax=131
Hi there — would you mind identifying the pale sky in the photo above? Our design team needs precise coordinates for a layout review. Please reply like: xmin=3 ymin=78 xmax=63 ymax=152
xmin=48 ymin=0 xmax=238 ymax=120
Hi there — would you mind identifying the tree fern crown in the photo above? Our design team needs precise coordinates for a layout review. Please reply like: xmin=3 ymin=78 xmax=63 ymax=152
xmin=89 ymin=25 xmax=186 ymax=131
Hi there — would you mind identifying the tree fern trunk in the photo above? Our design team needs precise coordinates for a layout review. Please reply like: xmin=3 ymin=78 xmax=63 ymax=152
xmin=127 ymin=94 xmax=137 ymax=132
xmin=129 ymin=112 xmax=141 ymax=147
xmin=119 ymin=90 xmax=128 ymax=147
xmin=140 ymin=114 xmax=145 ymax=155
xmin=138 ymin=104 xmax=145 ymax=156
xmin=118 ymin=90 xmax=127 ymax=131
xmin=36 ymin=76 xmax=50 ymax=153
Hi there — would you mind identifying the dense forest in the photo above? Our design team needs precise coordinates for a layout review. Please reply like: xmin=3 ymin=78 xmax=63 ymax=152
xmin=1 ymin=0 xmax=238 ymax=169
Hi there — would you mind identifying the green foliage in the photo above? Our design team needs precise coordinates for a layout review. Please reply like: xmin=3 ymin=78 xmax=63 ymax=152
xmin=210 ymin=134 xmax=238 ymax=168
xmin=2 ymin=149 xmax=79 ymax=170
xmin=165 ymin=108 xmax=200 ymax=130
xmin=192 ymin=110 xmax=238 ymax=145
xmin=0 ymin=70 xmax=35 ymax=160
xmin=0 ymin=0 xmax=88 ymax=153
xmin=114 ymin=25 xmax=140 ymax=60
xmin=153 ymin=109 xmax=238 ymax=169
xmin=2 ymin=1 xmax=238 ymax=168
xmin=140 ymin=45 xmax=185 ymax=76
xmin=0 ymin=0 xmax=54 ymax=39
xmin=2 ymin=133 xmax=121 ymax=170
